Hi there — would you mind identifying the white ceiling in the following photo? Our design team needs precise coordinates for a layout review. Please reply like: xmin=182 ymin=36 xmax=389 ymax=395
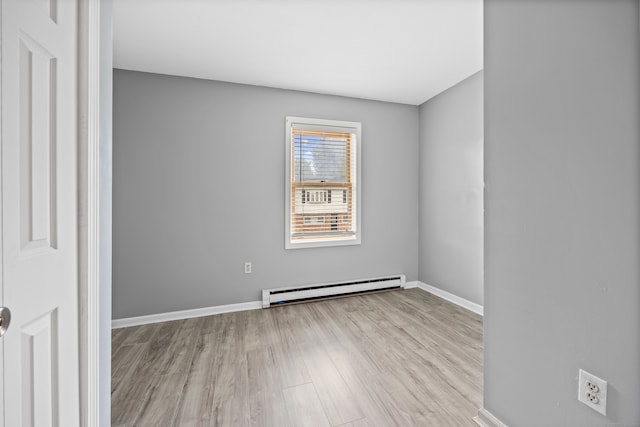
xmin=113 ymin=0 xmax=483 ymax=106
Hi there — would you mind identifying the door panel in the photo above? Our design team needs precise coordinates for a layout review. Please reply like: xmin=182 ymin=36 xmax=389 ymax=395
xmin=2 ymin=0 xmax=80 ymax=425
xmin=21 ymin=310 xmax=58 ymax=427
xmin=19 ymin=35 xmax=58 ymax=254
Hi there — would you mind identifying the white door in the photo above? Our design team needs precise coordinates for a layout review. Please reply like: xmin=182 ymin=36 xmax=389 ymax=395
xmin=1 ymin=0 xmax=80 ymax=425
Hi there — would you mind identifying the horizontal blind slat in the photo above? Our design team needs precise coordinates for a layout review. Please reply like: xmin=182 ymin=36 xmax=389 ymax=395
xmin=290 ymin=126 xmax=356 ymax=242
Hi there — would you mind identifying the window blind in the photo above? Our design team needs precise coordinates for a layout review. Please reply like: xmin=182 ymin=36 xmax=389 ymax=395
xmin=290 ymin=128 xmax=356 ymax=241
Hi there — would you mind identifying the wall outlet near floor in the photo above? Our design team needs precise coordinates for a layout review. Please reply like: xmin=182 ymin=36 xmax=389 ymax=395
xmin=578 ymin=369 xmax=607 ymax=415
xmin=244 ymin=262 xmax=252 ymax=274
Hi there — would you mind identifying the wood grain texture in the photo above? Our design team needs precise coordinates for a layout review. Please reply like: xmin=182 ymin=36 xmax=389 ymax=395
xmin=283 ymin=383 xmax=331 ymax=427
xmin=112 ymin=288 xmax=483 ymax=426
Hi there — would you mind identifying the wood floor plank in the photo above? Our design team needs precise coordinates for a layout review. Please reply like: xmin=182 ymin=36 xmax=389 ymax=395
xmin=174 ymin=331 xmax=225 ymax=426
xmin=133 ymin=373 xmax=187 ymax=426
xmin=243 ymin=309 xmax=272 ymax=352
xmin=248 ymin=388 xmax=291 ymax=427
xmin=205 ymin=313 xmax=251 ymax=427
xmin=209 ymin=395 xmax=251 ymax=427
xmin=329 ymin=360 xmax=410 ymax=427
xmin=245 ymin=346 xmax=292 ymax=426
xmin=111 ymin=343 xmax=147 ymax=395
xmin=299 ymin=300 xmax=410 ymax=427
xmin=247 ymin=347 xmax=291 ymax=427
xmin=111 ymin=327 xmax=129 ymax=353
xmin=299 ymin=343 xmax=364 ymax=426
xmin=335 ymin=418 xmax=371 ymax=427
xmin=112 ymin=288 xmax=483 ymax=426
xmin=210 ymin=314 xmax=250 ymax=404
xmin=268 ymin=306 xmax=313 ymax=388
xmin=282 ymin=383 xmax=331 ymax=427
xmin=164 ymin=317 xmax=204 ymax=375
xmin=111 ymin=320 xmax=187 ymax=425
xmin=120 ymin=322 xmax=162 ymax=346
xmin=291 ymin=303 xmax=365 ymax=426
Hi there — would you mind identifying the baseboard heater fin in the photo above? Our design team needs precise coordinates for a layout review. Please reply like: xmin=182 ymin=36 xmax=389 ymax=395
xmin=262 ymin=275 xmax=406 ymax=308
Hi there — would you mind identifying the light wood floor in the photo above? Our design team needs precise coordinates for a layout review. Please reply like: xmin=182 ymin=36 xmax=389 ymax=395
xmin=111 ymin=288 xmax=483 ymax=426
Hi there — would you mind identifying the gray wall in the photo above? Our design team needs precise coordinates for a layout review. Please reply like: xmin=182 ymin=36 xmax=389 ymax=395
xmin=418 ymin=71 xmax=483 ymax=306
xmin=113 ymin=70 xmax=419 ymax=319
xmin=485 ymin=1 xmax=639 ymax=425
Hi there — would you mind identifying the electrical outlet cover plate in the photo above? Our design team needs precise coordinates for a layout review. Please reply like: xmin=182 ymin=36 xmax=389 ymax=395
xmin=578 ymin=369 xmax=607 ymax=416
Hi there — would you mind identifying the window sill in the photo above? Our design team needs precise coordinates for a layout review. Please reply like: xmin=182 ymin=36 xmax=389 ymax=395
xmin=286 ymin=235 xmax=361 ymax=250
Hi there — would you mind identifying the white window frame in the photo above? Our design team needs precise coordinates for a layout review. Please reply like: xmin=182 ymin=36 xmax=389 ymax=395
xmin=285 ymin=116 xmax=362 ymax=249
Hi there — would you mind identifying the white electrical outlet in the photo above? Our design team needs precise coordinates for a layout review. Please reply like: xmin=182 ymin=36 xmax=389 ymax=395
xmin=244 ymin=262 xmax=252 ymax=274
xmin=578 ymin=369 xmax=607 ymax=416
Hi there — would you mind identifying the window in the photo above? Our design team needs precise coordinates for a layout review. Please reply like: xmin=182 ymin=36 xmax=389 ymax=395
xmin=285 ymin=116 xmax=361 ymax=249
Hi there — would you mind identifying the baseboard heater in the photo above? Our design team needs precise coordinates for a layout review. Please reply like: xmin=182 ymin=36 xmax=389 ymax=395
xmin=262 ymin=274 xmax=406 ymax=308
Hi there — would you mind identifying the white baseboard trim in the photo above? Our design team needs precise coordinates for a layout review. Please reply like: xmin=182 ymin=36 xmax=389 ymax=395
xmin=409 ymin=281 xmax=483 ymax=316
xmin=112 ymin=281 xmax=482 ymax=328
xmin=473 ymin=408 xmax=508 ymax=427
xmin=404 ymin=280 xmax=420 ymax=289
xmin=112 ymin=300 xmax=262 ymax=329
